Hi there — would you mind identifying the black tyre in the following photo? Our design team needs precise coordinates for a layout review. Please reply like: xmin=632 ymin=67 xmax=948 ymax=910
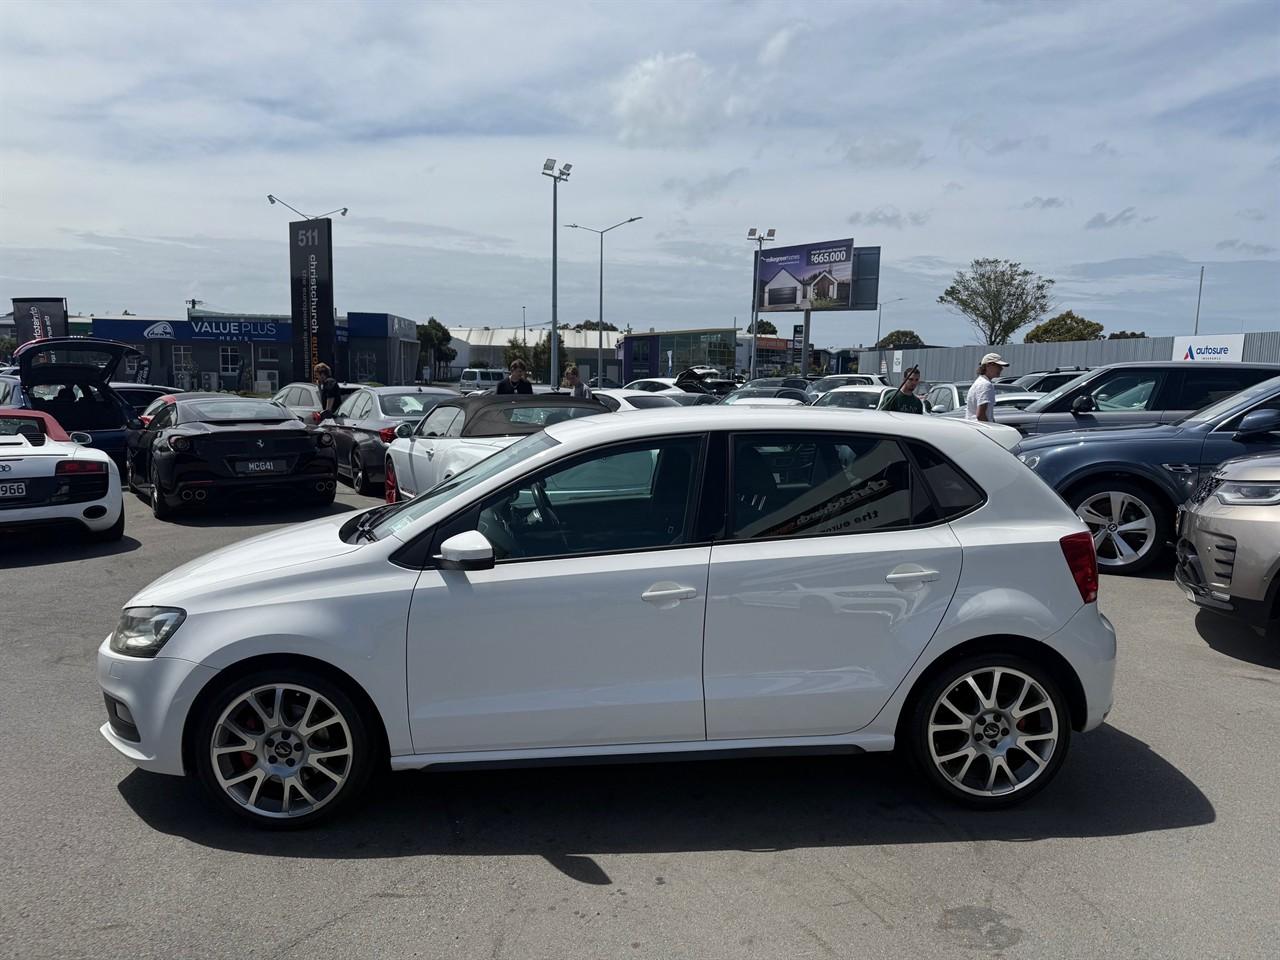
xmin=88 ymin=506 xmax=126 ymax=541
xmin=1068 ymin=478 xmax=1169 ymax=575
xmin=193 ymin=668 xmax=376 ymax=829
xmin=126 ymin=457 xmax=140 ymax=495
xmin=350 ymin=451 xmax=374 ymax=496
xmin=150 ymin=462 xmax=174 ymax=520
xmin=905 ymin=653 xmax=1071 ymax=809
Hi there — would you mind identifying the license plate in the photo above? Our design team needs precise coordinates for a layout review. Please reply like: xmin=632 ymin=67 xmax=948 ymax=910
xmin=0 ymin=481 xmax=26 ymax=498
xmin=235 ymin=459 xmax=285 ymax=475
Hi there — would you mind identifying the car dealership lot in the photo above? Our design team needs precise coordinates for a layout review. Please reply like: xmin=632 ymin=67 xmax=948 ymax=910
xmin=2 ymin=492 xmax=1277 ymax=959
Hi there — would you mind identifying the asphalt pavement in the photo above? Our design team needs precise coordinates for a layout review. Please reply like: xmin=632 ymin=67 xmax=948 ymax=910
xmin=1 ymin=488 xmax=1277 ymax=959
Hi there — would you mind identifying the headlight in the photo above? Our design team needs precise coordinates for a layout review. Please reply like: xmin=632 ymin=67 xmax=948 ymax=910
xmin=1216 ymin=481 xmax=1280 ymax=505
xmin=316 ymin=431 xmax=335 ymax=447
xmin=1016 ymin=453 xmax=1040 ymax=470
xmin=168 ymin=435 xmax=191 ymax=453
xmin=110 ymin=606 xmax=186 ymax=658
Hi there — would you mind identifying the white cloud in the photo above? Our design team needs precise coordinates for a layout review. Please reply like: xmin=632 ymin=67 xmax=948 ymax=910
xmin=611 ymin=52 xmax=739 ymax=147
xmin=843 ymin=134 xmax=930 ymax=168
xmin=758 ymin=24 xmax=802 ymax=67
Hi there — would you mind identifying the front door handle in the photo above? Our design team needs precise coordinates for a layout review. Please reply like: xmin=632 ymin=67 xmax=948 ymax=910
xmin=885 ymin=566 xmax=940 ymax=584
xmin=642 ymin=583 xmax=698 ymax=608
xmin=426 ymin=447 xmax=435 ymax=459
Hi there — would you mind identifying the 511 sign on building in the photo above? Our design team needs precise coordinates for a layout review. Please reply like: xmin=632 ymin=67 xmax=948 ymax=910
xmin=289 ymin=218 xmax=335 ymax=382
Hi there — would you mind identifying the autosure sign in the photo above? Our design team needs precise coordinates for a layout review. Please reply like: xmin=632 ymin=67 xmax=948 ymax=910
xmin=289 ymin=218 xmax=336 ymax=381
xmin=1172 ymin=334 xmax=1246 ymax=363
xmin=756 ymin=239 xmax=855 ymax=313
xmin=11 ymin=298 xmax=68 ymax=344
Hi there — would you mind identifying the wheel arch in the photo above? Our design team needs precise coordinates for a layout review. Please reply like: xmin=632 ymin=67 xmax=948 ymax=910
xmin=181 ymin=653 xmax=391 ymax=776
xmin=1058 ymin=467 xmax=1179 ymax=515
xmin=896 ymin=635 xmax=1089 ymax=736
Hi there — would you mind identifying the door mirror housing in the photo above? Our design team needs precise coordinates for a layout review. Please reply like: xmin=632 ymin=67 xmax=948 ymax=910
xmin=436 ymin=530 xmax=495 ymax=571
xmin=1233 ymin=407 xmax=1280 ymax=439
xmin=1071 ymin=395 xmax=1095 ymax=414
xmin=395 ymin=421 xmax=414 ymax=439
xmin=69 ymin=431 xmax=93 ymax=445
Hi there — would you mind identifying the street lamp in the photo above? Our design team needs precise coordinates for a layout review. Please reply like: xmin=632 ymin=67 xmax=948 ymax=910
xmin=876 ymin=297 xmax=906 ymax=347
xmin=266 ymin=195 xmax=349 ymax=220
xmin=541 ymin=159 xmax=572 ymax=385
xmin=747 ymin=227 xmax=776 ymax=379
xmin=567 ymin=216 xmax=643 ymax=387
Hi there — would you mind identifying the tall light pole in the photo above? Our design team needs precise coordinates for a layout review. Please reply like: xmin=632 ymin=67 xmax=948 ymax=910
xmin=876 ymin=297 xmax=906 ymax=347
xmin=521 ymin=305 xmax=527 ymax=349
xmin=747 ymin=227 xmax=776 ymax=379
xmin=266 ymin=195 xmax=349 ymax=220
xmin=541 ymin=159 xmax=572 ymax=385
xmin=567 ymin=216 xmax=643 ymax=386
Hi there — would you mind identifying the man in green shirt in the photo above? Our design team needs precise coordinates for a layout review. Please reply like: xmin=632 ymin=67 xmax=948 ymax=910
xmin=878 ymin=365 xmax=924 ymax=413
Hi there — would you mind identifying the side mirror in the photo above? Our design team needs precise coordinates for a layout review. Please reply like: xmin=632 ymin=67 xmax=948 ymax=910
xmin=1233 ymin=408 xmax=1280 ymax=439
xmin=436 ymin=530 xmax=495 ymax=571
xmin=394 ymin=422 xmax=414 ymax=439
xmin=1071 ymin=395 xmax=1095 ymax=414
xmin=69 ymin=431 xmax=93 ymax=445
xmin=126 ymin=418 xmax=143 ymax=431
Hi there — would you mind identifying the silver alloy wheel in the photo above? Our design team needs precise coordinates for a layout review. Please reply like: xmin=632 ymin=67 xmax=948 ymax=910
xmin=927 ymin=667 xmax=1059 ymax=798
xmin=1076 ymin=490 xmax=1156 ymax=568
xmin=210 ymin=683 xmax=354 ymax=819
xmin=351 ymin=453 xmax=364 ymax=491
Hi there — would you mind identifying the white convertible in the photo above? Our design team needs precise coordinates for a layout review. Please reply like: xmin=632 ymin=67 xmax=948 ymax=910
xmin=0 ymin=408 xmax=124 ymax=540
xmin=383 ymin=393 xmax=606 ymax=501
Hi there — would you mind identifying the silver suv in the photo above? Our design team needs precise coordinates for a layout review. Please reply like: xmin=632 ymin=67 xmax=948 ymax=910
xmin=1175 ymin=452 xmax=1280 ymax=633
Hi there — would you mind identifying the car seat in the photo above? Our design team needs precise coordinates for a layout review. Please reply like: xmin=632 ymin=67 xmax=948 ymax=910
xmin=733 ymin=446 xmax=779 ymax=533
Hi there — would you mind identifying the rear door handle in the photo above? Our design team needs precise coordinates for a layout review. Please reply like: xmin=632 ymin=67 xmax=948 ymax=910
xmin=885 ymin=567 xmax=940 ymax=584
xmin=642 ymin=583 xmax=698 ymax=606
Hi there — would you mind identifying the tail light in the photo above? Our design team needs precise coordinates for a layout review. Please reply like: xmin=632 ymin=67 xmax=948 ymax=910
xmin=311 ymin=411 xmax=322 ymax=424
xmin=56 ymin=460 xmax=107 ymax=474
xmin=1060 ymin=531 xmax=1098 ymax=604
xmin=379 ymin=427 xmax=397 ymax=444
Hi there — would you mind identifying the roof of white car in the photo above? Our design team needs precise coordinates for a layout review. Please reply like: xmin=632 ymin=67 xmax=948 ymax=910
xmin=624 ymin=378 xmax=677 ymax=386
xmin=544 ymin=404 xmax=1017 ymax=451
xmin=827 ymin=384 xmax=893 ymax=394
xmin=592 ymin=388 xmax=669 ymax=400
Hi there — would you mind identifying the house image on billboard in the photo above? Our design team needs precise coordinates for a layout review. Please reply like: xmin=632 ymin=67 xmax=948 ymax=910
xmin=761 ymin=268 xmax=849 ymax=309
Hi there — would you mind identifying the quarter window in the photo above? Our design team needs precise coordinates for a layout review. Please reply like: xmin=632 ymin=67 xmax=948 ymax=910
xmin=473 ymin=438 xmax=702 ymax=561
xmin=729 ymin=433 xmax=934 ymax=540
xmin=904 ymin=442 xmax=985 ymax=518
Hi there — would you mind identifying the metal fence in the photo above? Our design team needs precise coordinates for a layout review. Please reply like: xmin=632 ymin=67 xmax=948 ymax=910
xmin=857 ymin=332 xmax=1280 ymax=385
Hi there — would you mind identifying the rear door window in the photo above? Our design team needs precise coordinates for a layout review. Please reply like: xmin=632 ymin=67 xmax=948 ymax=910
xmin=1175 ymin=368 xmax=1274 ymax=411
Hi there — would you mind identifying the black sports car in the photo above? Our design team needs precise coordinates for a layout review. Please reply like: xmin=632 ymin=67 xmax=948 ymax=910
xmin=125 ymin=394 xmax=338 ymax=519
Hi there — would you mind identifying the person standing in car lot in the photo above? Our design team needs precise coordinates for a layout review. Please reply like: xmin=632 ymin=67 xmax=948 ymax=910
xmin=496 ymin=359 xmax=533 ymax=395
xmin=878 ymin=365 xmax=924 ymax=413
xmin=313 ymin=363 xmax=341 ymax=419
xmin=564 ymin=365 xmax=592 ymax=400
xmin=966 ymin=353 xmax=1010 ymax=422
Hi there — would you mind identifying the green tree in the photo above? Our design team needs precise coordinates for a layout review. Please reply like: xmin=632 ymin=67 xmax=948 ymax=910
xmin=0 ymin=336 xmax=15 ymax=360
xmin=530 ymin=331 xmax=567 ymax=384
xmin=1024 ymin=310 xmax=1103 ymax=343
xmin=572 ymin=320 xmax=619 ymax=332
xmin=747 ymin=319 xmax=777 ymax=335
xmin=416 ymin=317 xmax=455 ymax=379
xmin=503 ymin=336 xmax=530 ymax=370
xmin=1108 ymin=330 xmax=1147 ymax=339
xmin=875 ymin=329 xmax=924 ymax=349
xmin=938 ymin=258 xmax=1054 ymax=345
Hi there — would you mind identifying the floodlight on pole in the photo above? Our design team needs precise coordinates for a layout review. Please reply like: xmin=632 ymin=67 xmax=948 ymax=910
xmin=541 ymin=159 xmax=573 ymax=386
xmin=567 ymin=216 xmax=644 ymax=387
xmin=266 ymin=194 xmax=349 ymax=221
xmin=875 ymin=297 xmax=906 ymax=347
xmin=746 ymin=226 xmax=776 ymax=379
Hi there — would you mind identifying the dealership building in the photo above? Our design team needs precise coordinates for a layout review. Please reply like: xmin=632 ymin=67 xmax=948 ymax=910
xmin=84 ymin=308 xmax=420 ymax=391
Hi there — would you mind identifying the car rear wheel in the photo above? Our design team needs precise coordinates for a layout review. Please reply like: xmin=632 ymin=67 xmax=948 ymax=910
xmin=193 ymin=669 xmax=375 ymax=829
xmin=150 ymin=463 xmax=174 ymax=520
xmin=350 ymin=451 xmax=373 ymax=496
xmin=1069 ymin=479 xmax=1167 ymax=574
xmin=906 ymin=654 xmax=1071 ymax=808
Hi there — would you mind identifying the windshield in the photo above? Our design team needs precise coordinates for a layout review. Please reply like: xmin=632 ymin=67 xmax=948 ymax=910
xmin=723 ymin=390 xmax=776 ymax=403
xmin=816 ymin=390 xmax=881 ymax=409
xmin=184 ymin=399 xmax=290 ymax=421
xmin=1025 ymin=371 xmax=1095 ymax=412
xmin=1176 ymin=375 xmax=1280 ymax=424
xmin=628 ymin=395 xmax=680 ymax=409
xmin=370 ymin=431 xmax=559 ymax=540
xmin=379 ymin=392 xmax=443 ymax=417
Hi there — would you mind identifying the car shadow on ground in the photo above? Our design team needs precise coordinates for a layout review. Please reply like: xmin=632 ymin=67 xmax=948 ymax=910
xmin=1194 ymin=610 xmax=1280 ymax=669
xmin=119 ymin=724 xmax=1213 ymax=883
xmin=0 ymin=533 xmax=142 ymax=568
xmin=167 ymin=500 xmax=362 ymax=529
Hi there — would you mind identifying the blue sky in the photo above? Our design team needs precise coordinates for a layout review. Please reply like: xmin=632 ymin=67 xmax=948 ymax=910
xmin=1 ymin=0 xmax=1277 ymax=348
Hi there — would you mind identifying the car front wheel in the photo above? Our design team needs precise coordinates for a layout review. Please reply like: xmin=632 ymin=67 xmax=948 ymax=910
xmin=193 ymin=669 xmax=375 ymax=828
xmin=906 ymin=654 xmax=1071 ymax=808
xmin=1069 ymin=479 xmax=1168 ymax=574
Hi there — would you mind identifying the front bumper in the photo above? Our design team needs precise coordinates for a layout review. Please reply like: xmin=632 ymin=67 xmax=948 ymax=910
xmin=97 ymin=639 xmax=219 ymax=776
xmin=1174 ymin=500 xmax=1279 ymax=629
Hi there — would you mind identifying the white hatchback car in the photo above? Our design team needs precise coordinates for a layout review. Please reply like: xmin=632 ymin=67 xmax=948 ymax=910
xmin=99 ymin=408 xmax=1115 ymax=827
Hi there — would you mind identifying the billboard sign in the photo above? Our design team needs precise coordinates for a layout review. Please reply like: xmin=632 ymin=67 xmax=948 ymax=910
xmin=90 ymin=317 xmax=291 ymax=344
xmin=290 ymin=218 xmax=335 ymax=381
xmin=1172 ymin=334 xmax=1245 ymax=363
xmin=756 ymin=238 xmax=855 ymax=313
xmin=12 ymin=298 xmax=68 ymax=344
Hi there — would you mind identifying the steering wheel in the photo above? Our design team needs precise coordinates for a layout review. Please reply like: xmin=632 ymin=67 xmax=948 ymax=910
xmin=531 ymin=480 xmax=570 ymax=550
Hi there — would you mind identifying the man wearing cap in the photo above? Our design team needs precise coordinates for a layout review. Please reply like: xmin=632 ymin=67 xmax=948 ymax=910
xmin=966 ymin=353 xmax=1010 ymax=422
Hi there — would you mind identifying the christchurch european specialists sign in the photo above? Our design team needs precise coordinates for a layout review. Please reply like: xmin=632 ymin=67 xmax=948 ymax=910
xmin=289 ymin=218 xmax=336 ymax=381
xmin=1172 ymin=334 xmax=1245 ymax=363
